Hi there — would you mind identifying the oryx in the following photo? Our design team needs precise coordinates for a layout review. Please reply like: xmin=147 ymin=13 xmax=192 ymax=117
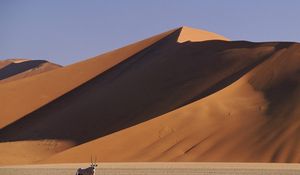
xmin=75 ymin=156 xmax=98 ymax=175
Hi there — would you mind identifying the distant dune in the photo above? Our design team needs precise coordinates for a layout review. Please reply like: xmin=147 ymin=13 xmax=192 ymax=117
xmin=0 ymin=27 xmax=299 ymax=165
xmin=0 ymin=59 xmax=61 ymax=83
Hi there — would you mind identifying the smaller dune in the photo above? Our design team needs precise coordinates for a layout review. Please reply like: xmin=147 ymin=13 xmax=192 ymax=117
xmin=0 ymin=59 xmax=61 ymax=83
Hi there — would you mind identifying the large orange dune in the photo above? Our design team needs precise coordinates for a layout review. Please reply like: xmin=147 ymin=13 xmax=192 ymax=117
xmin=0 ymin=27 xmax=299 ymax=165
xmin=0 ymin=28 xmax=177 ymax=129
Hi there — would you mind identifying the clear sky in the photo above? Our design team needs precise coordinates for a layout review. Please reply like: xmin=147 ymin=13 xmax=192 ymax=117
xmin=1 ymin=0 xmax=300 ymax=65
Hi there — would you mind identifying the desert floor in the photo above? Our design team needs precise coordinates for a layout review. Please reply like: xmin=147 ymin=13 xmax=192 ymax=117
xmin=1 ymin=162 xmax=300 ymax=175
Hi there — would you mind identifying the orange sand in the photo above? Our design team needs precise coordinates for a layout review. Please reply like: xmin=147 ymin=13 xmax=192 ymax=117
xmin=1 ymin=27 xmax=299 ymax=165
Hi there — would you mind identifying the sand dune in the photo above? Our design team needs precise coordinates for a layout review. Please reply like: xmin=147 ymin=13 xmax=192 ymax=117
xmin=44 ymin=42 xmax=300 ymax=163
xmin=1 ymin=27 xmax=300 ymax=165
xmin=0 ymin=28 xmax=176 ymax=129
xmin=0 ymin=59 xmax=29 ymax=69
xmin=0 ymin=59 xmax=61 ymax=83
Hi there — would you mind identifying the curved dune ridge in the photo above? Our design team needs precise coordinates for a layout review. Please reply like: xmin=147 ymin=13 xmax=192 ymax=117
xmin=0 ymin=27 xmax=300 ymax=165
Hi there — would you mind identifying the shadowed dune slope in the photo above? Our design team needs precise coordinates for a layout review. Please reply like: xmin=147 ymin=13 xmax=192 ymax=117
xmin=0 ymin=59 xmax=61 ymax=83
xmin=0 ymin=59 xmax=30 ymax=69
xmin=44 ymin=43 xmax=300 ymax=163
xmin=0 ymin=28 xmax=178 ymax=129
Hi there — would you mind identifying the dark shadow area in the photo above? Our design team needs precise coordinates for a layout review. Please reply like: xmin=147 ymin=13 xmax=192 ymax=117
xmin=264 ymin=78 xmax=299 ymax=116
xmin=0 ymin=60 xmax=47 ymax=80
xmin=248 ymin=43 xmax=300 ymax=117
xmin=0 ymin=29 xmax=294 ymax=147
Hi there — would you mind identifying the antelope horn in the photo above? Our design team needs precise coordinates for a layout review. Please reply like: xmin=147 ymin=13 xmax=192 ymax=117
xmin=91 ymin=155 xmax=93 ymax=165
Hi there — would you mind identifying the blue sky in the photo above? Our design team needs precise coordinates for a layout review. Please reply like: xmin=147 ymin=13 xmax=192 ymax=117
xmin=1 ymin=0 xmax=300 ymax=65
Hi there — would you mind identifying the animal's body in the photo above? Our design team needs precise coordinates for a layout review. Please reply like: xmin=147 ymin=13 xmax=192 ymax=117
xmin=76 ymin=166 xmax=96 ymax=175
xmin=75 ymin=156 xmax=98 ymax=175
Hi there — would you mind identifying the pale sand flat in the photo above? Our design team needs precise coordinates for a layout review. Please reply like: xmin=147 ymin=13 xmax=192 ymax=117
xmin=1 ymin=163 xmax=300 ymax=175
